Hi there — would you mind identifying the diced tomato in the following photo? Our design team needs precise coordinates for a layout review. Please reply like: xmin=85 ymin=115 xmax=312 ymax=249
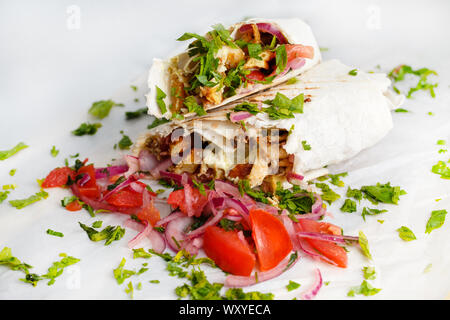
xmin=246 ymin=70 xmax=266 ymax=83
xmin=42 ymin=167 xmax=75 ymax=188
xmin=203 ymin=226 xmax=256 ymax=276
xmin=136 ymin=191 xmax=160 ymax=226
xmin=297 ymin=219 xmax=348 ymax=268
xmin=167 ymin=187 xmax=208 ymax=217
xmin=250 ymin=209 xmax=293 ymax=271
xmin=77 ymin=165 xmax=100 ymax=199
xmin=65 ymin=200 xmax=83 ymax=212
xmin=285 ymin=44 xmax=314 ymax=60
xmin=105 ymin=187 xmax=143 ymax=208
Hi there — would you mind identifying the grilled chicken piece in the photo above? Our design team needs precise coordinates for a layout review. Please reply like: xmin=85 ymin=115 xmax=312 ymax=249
xmin=244 ymin=50 xmax=274 ymax=70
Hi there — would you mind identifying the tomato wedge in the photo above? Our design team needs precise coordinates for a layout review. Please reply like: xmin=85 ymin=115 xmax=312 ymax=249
xmin=167 ymin=187 xmax=208 ymax=217
xmin=105 ymin=187 xmax=143 ymax=208
xmin=297 ymin=219 xmax=348 ymax=268
xmin=65 ymin=200 xmax=83 ymax=212
xmin=250 ymin=209 xmax=293 ymax=271
xmin=42 ymin=167 xmax=75 ymax=188
xmin=246 ymin=70 xmax=266 ymax=83
xmin=77 ymin=165 xmax=100 ymax=198
xmin=203 ymin=226 xmax=256 ymax=276
xmin=285 ymin=44 xmax=314 ymax=60
xmin=136 ymin=191 xmax=160 ymax=226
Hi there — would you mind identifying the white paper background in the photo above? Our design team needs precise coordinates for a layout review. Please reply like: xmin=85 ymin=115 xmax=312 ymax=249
xmin=0 ymin=0 xmax=449 ymax=299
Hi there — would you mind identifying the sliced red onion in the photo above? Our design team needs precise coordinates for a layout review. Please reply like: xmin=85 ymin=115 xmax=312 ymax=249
xmin=297 ymin=238 xmax=339 ymax=267
xmin=281 ymin=214 xmax=301 ymax=251
xmin=129 ymin=181 xmax=145 ymax=193
xmin=215 ymin=180 xmax=255 ymax=207
xmin=224 ymin=252 xmax=299 ymax=287
xmin=287 ymin=172 xmax=304 ymax=185
xmin=159 ymin=171 xmax=192 ymax=186
xmin=128 ymin=222 xmax=152 ymax=248
xmin=124 ymin=155 xmax=140 ymax=178
xmin=102 ymin=174 xmax=137 ymax=200
xmin=95 ymin=165 xmax=128 ymax=179
xmin=297 ymin=232 xmax=360 ymax=245
xmin=229 ymin=111 xmax=253 ymax=122
xmin=238 ymin=22 xmax=288 ymax=44
xmin=164 ymin=215 xmax=194 ymax=252
xmin=223 ymin=198 xmax=250 ymax=223
xmin=77 ymin=173 xmax=91 ymax=187
xmin=123 ymin=218 xmax=145 ymax=232
xmin=181 ymin=236 xmax=203 ymax=256
xmin=186 ymin=210 xmax=223 ymax=239
xmin=254 ymin=202 xmax=279 ymax=216
xmin=301 ymin=268 xmax=323 ymax=300
xmin=150 ymin=158 xmax=173 ymax=179
xmin=287 ymin=57 xmax=306 ymax=70
xmin=138 ymin=149 xmax=158 ymax=172
xmin=154 ymin=211 xmax=185 ymax=227
xmin=148 ymin=228 xmax=166 ymax=254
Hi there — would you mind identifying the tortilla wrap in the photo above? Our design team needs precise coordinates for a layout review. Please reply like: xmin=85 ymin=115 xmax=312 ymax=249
xmin=146 ymin=17 xmax=321 ymax=119
xmin=135 ymin=60 xmax=403 ymax=190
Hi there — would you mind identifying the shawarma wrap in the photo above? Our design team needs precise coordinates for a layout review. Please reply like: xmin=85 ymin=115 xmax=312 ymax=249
xmin=135 ymin=60 xmax=404 ymax=192
xmin=146 ymin=18 xmax=321 ymax=120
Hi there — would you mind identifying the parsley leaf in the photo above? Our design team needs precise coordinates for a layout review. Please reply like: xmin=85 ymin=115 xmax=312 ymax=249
xmin=388 ymin=65 xmax=438 ymax=98
xmin=125 ymin=108 xmax=147 ymax=120
xmin=46 ymin=229 xmax=64 ymax=238
xmin=348 ymin=69 xmax=358 ymax=76
xmin=301 ymin=140 xmax=311 ymax=150
xmin=78 ymin=222 xmax=125 ymax=245
xmin=263 ymin=92 xmax=304 ymax=120
xmin=155 ymin=86 xmax=168 ymax=114
xmin=0 ymin=247 xmax=33 ymax=275
xmin=360 ymin=182 xmax=406 ymax=205
xmin=361 ymin=207 xmax=388 ymax=221
xmin=275 ymin=44 xmax=287 ymax=74
xmin=346 ymin=187 xmax=363 ymax=201
xmin=396 ymin=226 xmax=416 ymax=241
xmin=184 ymin=96 xmax=207 ymax=116
xmin=88 ymin=100 xmax=123 ymax=119
xmin=0 ymin=142 xmax=28 ymax=160
xmin=425 ymin=209 xmax=447 ymax=234
xmin=431 ymin=161 xmax=450 ymax=179
xmin=358 ymin=231 xmax=372 ymax=260
xmin=286 ymin=280 xmax=301 ymax=291
xmin=340 ymin=199 xmax=357 ymax=213
xmin=362 ymin=266 xmax=376 ymax=280
xmin=118 ymin=131 xmax=133 ymax=150
xmin=9 ymin=190 xmax=48 ymax=209
xmin=315 ymin=183 xmax=341 ymax=204
xmin=72 ymin=122 xmax=102 ymax=136
xmin=148 ymin=117 xmax=170 ymax=129
xmin=347 ymin=280 xmax=381 ymax=297
xmin=113 ymin=258 xmax=136 ymax=285
xmin=50 ymin=146 xmax=59 ymax=157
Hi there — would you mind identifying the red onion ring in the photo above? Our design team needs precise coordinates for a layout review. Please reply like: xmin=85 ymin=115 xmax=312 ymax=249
xmin=224 ymin=252 xmax=300 ymax=287
xmin=164 ymin=215 xmax=194 ymax=252
xmin=95 ymin=165 xmax=128 ymax=179
xmin=301 ymin=268 xmax=323 ymax=300
xmin=229 ymin=111 xmax=253 ymax=122
xmin=154 ymin=211 xmax=184 ymax=227
xmin=238 ymin=22 xmax=288 ymax=44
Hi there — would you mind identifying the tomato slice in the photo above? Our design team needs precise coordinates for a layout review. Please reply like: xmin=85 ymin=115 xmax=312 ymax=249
xmin=250 ymin=209 xmax=293 ymax=271
xmin=167 ymin=187 xmax=208 ymax=216
xmin=65 ymin=200 xmax=83 ymax=211
xmin=246 ymin=70 xmax=266 ymax=83
xmin=105 ymin=187 xmax=143 ymax=208
xmin=77 ymin=165 xmax=100 ymax=199
xmin=136 ymin=191 xmax=160 ymax=226
xmin=203 ymin=226 xmax=256 ymax=276
xmin=297 ymin=219 xmax=347 ymax=268
xmin=285 ymin=44 xmax=314 ymax=60
xmin=42 ymin=167 xmax=75 ymax=188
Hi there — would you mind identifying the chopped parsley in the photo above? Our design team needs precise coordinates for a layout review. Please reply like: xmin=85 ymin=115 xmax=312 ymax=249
xmin=78 ymin=222 xmax=125 ymax=245
xmin=362 ymin=266 xmax=376 ymax=280
xmin=346 ymin=187 xmax=363 ymax=201
xmin=388 ymin=65 xmax=438 ymax=98
xmin=347 ymin=280 xmax=381 ymax=297
xmin=396 ymin=226 xmax=416 ymax=241
xmin=328 ymin=172 xmax=348 ymax=187
xmin=286 ymin=78 xmax=298 ymax=85
xmin=348 ymin=69 xmax=358 ymax=76
xmin=0 ymin=247 xmax=33 ymax=275
xmin=117 ymin=131 xmax=133 ymax=150
xmin=361 ymin=207 xmax=388 ymax=221
xmin=155 ymin=86 xmax=168 ymax=114
xmin=286 ymin=280 xmax=301 ymax=291
xmin=315 ymin=183 xmax=341 ymax=204
xmin=91 ymin=220 xmax=103 ymax=228
xmin=358 ymin=231 xmax=372 ymax=260
xmin=360 ymin=182 xmax=406 ymax=205
xmin=301 ymin=140 xmax=311 ymax=150
xmin=184 ymin=96 xmax=207 ymax=116
xmin=148 ymin=117 xmax=170 ymax=129
xmin=394 ymin=108 xmax=409 ymax=113
xmin=133 ymin=248 xmax=152 ymax=259
xmin=46 ymin=229 xmax=64 ymax=238
xmin=263 ymin=92 xmax=304 ymax=120
xmin=0 ymin=142 xmax=28 ymax=160
xmin=0 ymin=191 xmax=10 ymax=204
xmin=9 ymin=190 xmax=48 ymax=209
xmin=238 ymin=179 xmax=268 ymax=204
xmin=437 ymin=140 xmax=446 ymax=145
xmin=9 ymin=169 xmax=16 ymax=176
xmin=233 ymin=102 xmax=261 ymax=115
xmin=50 ymin=146 xmax=59 ymax=157
xmin=340 ymin=199 xmax=357 ymax=213
xmin=113 ymin=258 xmax=136 ymax=285
xmin=425 ymin=209 xmax=447 ymax=234
xmin=125 ymin=108 xmax=147 ymax=120
xmin=275 ymin=44 xmax=287 ymax=74
xmin=130 ymin=85 xmax=138 ymax=92
xmin=88 ymin=99 xmax=123 ymax=119
xmin=72 ymin=122 xmax=102 ymax=136
xmin=431 ymin=161 xmax=450 ymax=179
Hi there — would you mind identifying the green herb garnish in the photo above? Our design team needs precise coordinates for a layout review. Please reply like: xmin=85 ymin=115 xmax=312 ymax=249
xmin=0 ymin=142 xmax=28 ymax=160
